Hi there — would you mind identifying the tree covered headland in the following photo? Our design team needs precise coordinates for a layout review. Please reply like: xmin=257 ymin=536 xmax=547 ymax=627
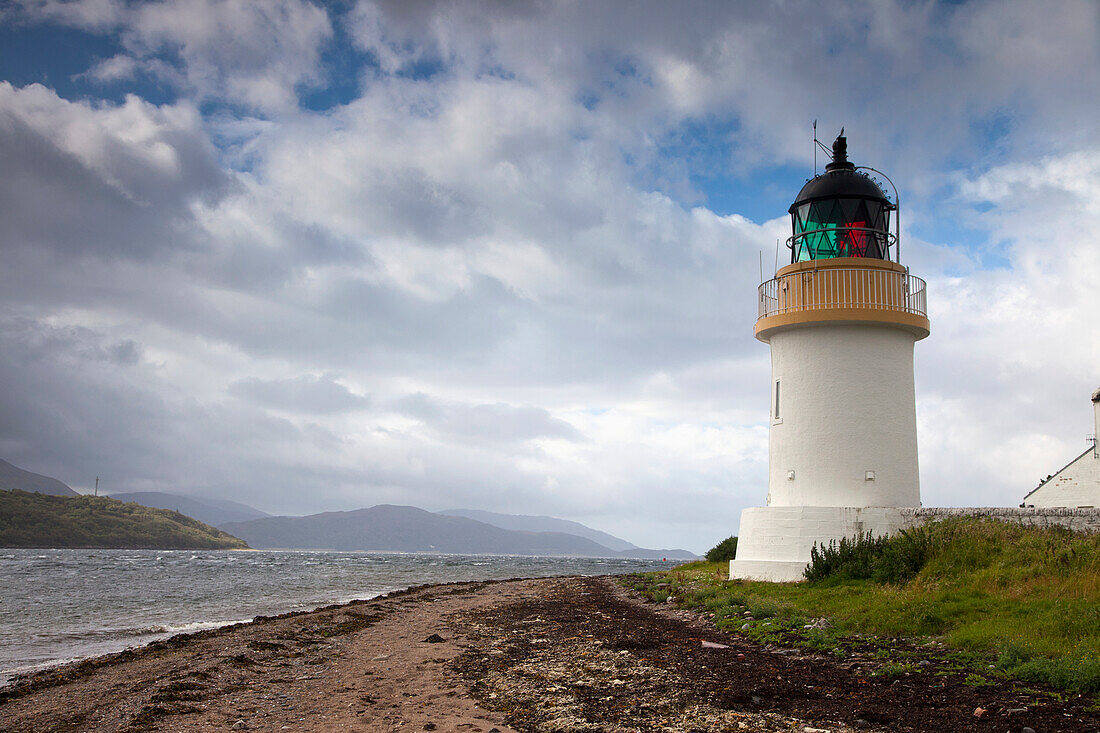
xmin=0 ymin=489 xmax=248 ymax=549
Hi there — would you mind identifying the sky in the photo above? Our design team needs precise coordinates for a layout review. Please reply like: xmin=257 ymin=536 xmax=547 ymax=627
xmin=1 ymin=0 xmax=1098 ymax=554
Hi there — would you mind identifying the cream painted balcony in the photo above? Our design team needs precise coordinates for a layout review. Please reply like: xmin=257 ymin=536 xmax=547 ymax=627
xmin=755 ymin=257 xmax=929 ymax=342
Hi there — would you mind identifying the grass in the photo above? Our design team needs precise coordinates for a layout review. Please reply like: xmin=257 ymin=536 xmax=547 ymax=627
xmin=625 ymin=517 xmax=1100 ymax=696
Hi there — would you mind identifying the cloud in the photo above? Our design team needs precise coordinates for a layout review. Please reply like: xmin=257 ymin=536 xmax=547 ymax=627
xmin=916 ymin=149 xmax=1100 ymax=507
xmin=229 ymin=374 xmax=370 ymax=414
xmin=0 ymin=82 xmax=226 ymax=264
xmin=15 ymin=0 xmax=334 ymax=113
xmin=126 ymin=0 xmax=333 ymax=113
xmin=393 ymin=393 xmax=582 ymax=445
xmin=12 ymin=0 xmax=126 ymax=30
xmin=81 ymin=53 xmax=139 ymax=83
xmin=2 ymin=2 xmax=1100 ymax=551
xmin=344 ymin=0 xmax=1100 ymax=181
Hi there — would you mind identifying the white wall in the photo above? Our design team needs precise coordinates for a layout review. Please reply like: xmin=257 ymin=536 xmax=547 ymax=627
xmin=730 ymin=506 xmax=914 ymax=582
xmin=1025 ymin=449 xmax=1100 ymax=508
xmin=767 ymin=324 xmax=920 ymax=508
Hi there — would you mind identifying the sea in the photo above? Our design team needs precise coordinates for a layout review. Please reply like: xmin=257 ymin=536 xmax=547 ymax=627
xmin=0 ymin=549 xmax=669 ymax=685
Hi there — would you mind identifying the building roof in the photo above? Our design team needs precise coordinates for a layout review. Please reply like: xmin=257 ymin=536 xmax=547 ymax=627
xmin=1021 ymin=445 xmax=1096 ymax=504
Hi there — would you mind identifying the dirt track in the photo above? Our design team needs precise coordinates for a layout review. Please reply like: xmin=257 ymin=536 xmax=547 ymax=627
xmin=2 ymin=575 xmax=1097 ymax=732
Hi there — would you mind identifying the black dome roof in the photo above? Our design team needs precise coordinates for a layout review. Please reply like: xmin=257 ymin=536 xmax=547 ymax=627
xmin=789 ymin=169 xmax=891 ymax=213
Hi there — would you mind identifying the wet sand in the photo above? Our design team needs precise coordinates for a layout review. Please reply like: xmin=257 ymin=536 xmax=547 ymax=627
xmin=2 ymin=575 xmax=1098 ymax=732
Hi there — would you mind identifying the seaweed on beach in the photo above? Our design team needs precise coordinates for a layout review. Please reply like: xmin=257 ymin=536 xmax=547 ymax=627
xmin=451 ymin=575 xmax=1100 ymax=733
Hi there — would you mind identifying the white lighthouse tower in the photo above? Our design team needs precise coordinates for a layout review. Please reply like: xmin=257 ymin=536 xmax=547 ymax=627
xmin=730 ymin=134 xmax=930 ymax=582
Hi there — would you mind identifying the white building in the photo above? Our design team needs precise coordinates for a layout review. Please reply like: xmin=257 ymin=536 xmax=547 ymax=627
xmin=1020 ymin=388 xmax=1100 ymax=509
xmin=730 ymin=134 xmax=930 ymax=582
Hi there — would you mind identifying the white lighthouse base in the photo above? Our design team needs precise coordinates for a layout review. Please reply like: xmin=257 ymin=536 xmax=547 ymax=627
xmin=729 ymin=506 xmax=917 ymax=583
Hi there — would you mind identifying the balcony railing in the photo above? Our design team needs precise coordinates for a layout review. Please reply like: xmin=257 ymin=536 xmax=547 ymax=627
xmin=758 ymin=266 xmax=927 ymax=321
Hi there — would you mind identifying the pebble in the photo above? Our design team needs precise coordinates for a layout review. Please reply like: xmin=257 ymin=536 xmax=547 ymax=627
xmin=1022 ymin=728 xmax=1035 ymax=733
xmin=973 ymin=706 xmax=986 ymax=718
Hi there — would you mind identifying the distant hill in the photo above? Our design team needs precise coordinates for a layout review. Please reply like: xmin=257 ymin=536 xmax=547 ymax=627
xmin=438 ymin=508 xmax=697 ymax=559
xmin=439 ymin=508 xmax=638 ymax=552
xmin=610 ymin=546 xmax=697 ymax=561
xmin=221 ymin=505 xmax=625 ymax=555
xmin=108 ymin=492 xmax=269 ymax=527
xmin=0 ymin=459 xmax=78 ymax=496
xmin=0 ymin=490 xmax=248 ymax=549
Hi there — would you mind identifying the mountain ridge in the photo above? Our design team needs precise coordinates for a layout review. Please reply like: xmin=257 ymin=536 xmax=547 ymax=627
xmin=0 ymin=458 xmax=78 ymax=497
xmin=439 ymin=508 xmax=638 ymax=552
xmin=220 ymin=504 xmax=623 ymax=555
xmin=108 ymin=491 xmax=269 ymax=527
xmin=223 ymin=504 xmax=697 ymax=558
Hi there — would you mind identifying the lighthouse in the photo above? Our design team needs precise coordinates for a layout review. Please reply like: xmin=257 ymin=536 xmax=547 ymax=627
xmin=730 ymin=134 xmax=930 ymax=582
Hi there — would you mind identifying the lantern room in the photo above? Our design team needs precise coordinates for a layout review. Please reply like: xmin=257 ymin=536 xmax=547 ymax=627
xmin=789 ymin=134 xmax=895 ymax=262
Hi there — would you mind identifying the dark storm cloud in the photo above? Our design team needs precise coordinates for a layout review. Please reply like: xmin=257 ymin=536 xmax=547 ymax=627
xmin=0 ymin=315 xmax=362 ymax=508
xmin=0 ymin=83 xmax=227 ymax=262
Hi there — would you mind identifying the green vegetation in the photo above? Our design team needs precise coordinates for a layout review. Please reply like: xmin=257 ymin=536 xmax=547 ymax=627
xmin=804 ymin=527 xmax=930 ymax=583
xmin=704 ymin=535 xmax=738 ymax=563
xmin=626 ymin=517 xmax=1100 ymax=695
xmin=0 ymin=489 xmax=249 ymax=549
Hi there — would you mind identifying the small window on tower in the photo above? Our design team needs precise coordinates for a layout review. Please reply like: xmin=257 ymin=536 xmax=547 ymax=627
xmin=774 ymin=380 xmax=781 ymax=420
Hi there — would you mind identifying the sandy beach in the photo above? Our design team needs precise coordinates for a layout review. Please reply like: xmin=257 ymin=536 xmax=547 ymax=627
xmin=2 ymin=575 xmax=1098 ymax=732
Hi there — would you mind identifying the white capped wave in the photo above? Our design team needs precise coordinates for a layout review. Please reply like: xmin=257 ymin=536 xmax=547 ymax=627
xmin=146 ymin=618 xmax=252 ymax=635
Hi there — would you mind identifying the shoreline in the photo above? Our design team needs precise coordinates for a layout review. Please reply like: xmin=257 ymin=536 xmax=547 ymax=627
xmin=1 ymin=577 xmax=528 ymax=732
xmin=0 ymin=616 xmax=259 ymax=687
xmin=1 ymin=549 xmax=670 ymax=690
xmin=0 ymin=577 xmax=492 ymax=696
xmin=3 ymin=575 xmax=1099 ymax=732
